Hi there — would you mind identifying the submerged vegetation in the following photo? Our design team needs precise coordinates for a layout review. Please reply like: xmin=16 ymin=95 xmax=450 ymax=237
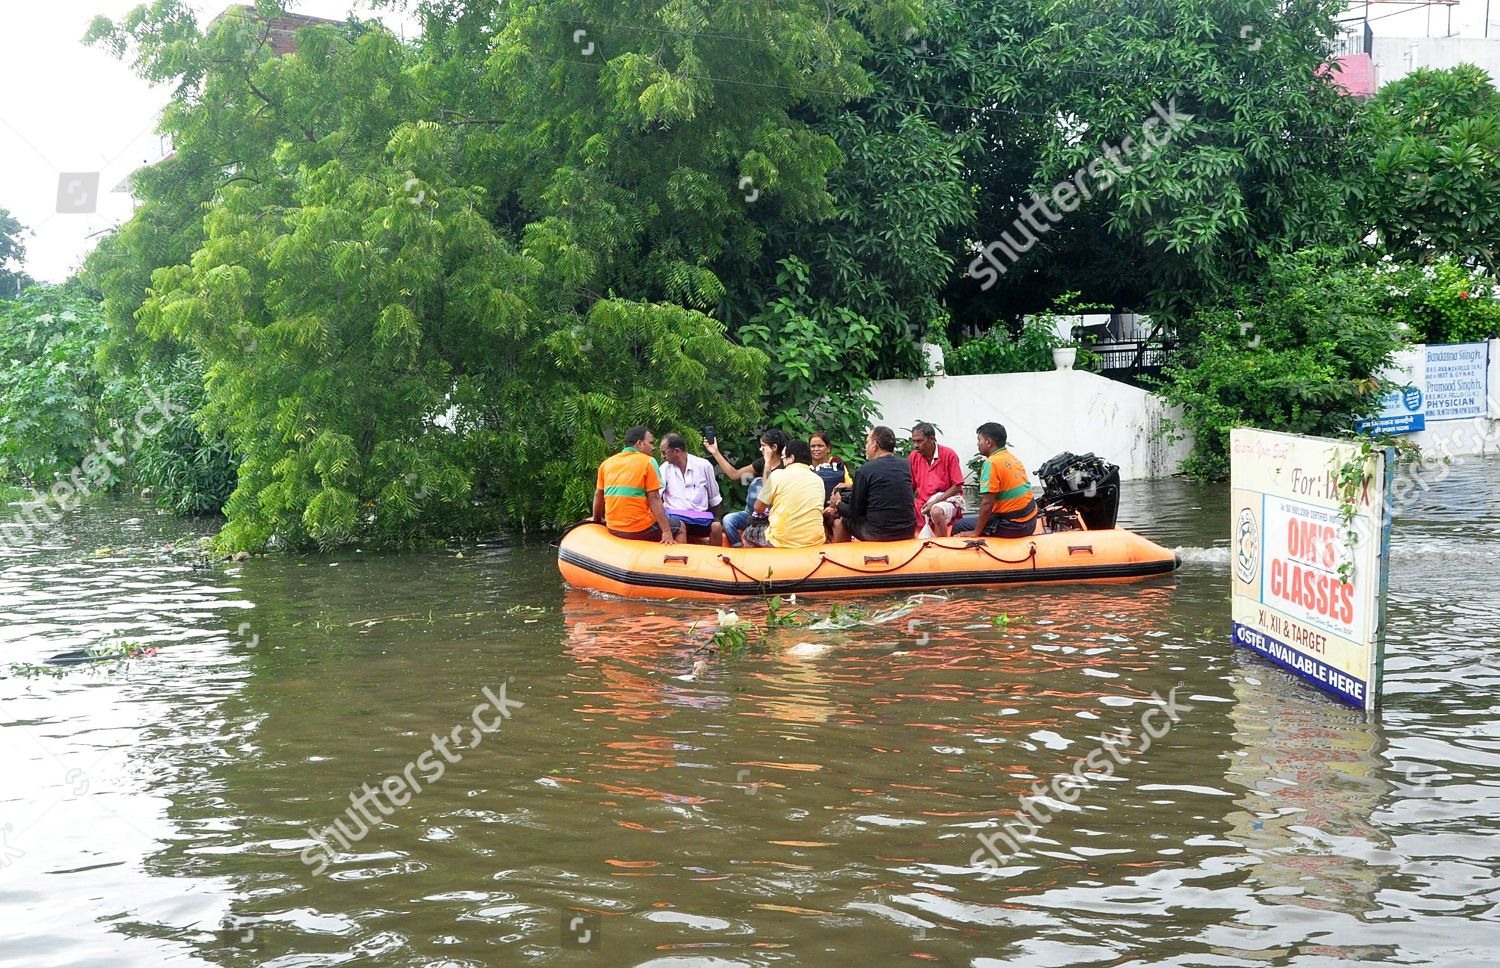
xmin=689 ymin=593 xmax=1010 ymax=664
xmin=2 ymin=0 xmax=1498 ymax=545
xmin=4 ymin=635 xmax=159 ymax=679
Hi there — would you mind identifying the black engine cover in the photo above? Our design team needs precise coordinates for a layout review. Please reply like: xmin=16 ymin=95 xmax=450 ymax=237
xmin=1035 ymin=452 xmax=1121 ymax=531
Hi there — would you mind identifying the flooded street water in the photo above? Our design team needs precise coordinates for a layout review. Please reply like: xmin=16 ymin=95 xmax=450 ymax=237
xmin=2 ymin=460 xmax=1498 ymax=967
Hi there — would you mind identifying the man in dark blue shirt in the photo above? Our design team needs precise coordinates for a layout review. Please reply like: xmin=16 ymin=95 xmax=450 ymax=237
xmin=828 ymin=425 xmax=918 ymax=542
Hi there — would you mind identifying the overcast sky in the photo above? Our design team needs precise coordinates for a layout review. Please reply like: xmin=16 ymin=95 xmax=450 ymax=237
xmin=2 ymin=1 xmax=1498 ymax=284
xmin=0 ymin=1 xmax=407 ymax=283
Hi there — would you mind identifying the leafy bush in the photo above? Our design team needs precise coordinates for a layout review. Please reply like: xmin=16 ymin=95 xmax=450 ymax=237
xmin=944 ymin=292 xmax=1107 ymax=376
xmin=1158 ymin=248 xmax=1405 ymax=480
xmin=739 ymin=257 xmax=877 ymax=447
xmin=0 ymin=287 xmax=110 ymax=484
xmin=0 ymin=285 xmax=238 ymax=515
xmin=104 ymin=355 xmax=238 ymax=516
xmin=1375 ymin=258 xmax=1500 ymax=344
xmin=944 ymin=318 xmax=1063 ymax=376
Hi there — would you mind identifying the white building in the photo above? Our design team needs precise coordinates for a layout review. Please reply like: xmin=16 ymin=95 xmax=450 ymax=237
xmin=1330 ymin=0 xmax=1500 ymax=94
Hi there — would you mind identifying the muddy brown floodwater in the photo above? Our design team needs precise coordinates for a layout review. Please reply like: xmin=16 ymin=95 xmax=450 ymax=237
xmin=2 ymin=460 xmax=1498 ymax=966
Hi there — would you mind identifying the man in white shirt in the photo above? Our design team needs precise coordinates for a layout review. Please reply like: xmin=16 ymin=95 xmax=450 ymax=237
xmin=658 ymin=433 xmax=724 ymax=544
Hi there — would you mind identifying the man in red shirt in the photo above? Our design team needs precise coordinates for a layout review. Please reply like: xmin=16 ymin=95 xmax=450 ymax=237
xmin=909 ymin=422 xmax=966 ymax=537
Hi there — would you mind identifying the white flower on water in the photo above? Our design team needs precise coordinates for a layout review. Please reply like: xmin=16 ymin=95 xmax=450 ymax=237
xmin=715 ymin=608 xmax=742 ymax=629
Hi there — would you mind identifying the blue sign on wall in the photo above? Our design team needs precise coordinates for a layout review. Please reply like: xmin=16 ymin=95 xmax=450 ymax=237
xmin=1356 ymin=384 xmax=1425 ymax=435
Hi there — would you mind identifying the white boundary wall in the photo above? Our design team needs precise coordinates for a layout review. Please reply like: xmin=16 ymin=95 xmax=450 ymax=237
xmin=869 ymin=369 xmax=1193 ymax=481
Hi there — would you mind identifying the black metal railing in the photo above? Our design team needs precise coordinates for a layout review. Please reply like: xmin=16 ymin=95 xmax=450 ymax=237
xmin=1087 ymin=339 xmax=1177 ymax=386
xmin=1329 ymin=21 xmax=1372 ymax=58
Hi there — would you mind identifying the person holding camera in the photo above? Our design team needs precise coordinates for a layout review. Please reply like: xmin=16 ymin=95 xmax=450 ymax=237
xmin=743 ymin=438 xmax=827 ymax=548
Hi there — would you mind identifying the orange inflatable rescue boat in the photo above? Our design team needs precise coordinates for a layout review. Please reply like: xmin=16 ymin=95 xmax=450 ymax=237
xmin=558 ymin=524 xmax=1179 ymax=600
xmin=557 ymin=452 xmax=1180 ymax=601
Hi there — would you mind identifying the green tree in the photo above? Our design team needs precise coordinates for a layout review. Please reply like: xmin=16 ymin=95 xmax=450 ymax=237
xmin=1158 ymin=247 xmax=1404 ymax=480
xmin=738 ymin=256 xmax=881 ymax=443
xmin=1 ymin=207 xmax=34 ymax=297
xmin=1361 ymin=65 xmax=1500 ymax=272
xmin=0 ymin=282 xmax=235 ymax=513
xmin=827 ymin=0 xmax=1363 ymax=327
xmin=0 ymin=286 xmax=110 ymax=483
xmin=88 ymin=0 xmax=777 ymax=549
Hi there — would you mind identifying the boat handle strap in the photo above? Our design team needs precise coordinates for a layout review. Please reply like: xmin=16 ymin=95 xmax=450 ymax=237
xmin=664 ymin=555 xmax=689 ymax=564
xmin=1068 ymin=545 xmax=1094 ymax=555
xmin=815 ymin=543 xmax=934 ymax=575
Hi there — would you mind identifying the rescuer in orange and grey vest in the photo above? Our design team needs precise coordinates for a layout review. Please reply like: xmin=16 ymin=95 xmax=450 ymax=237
xmin=591 ymin=425 xmax=682 ymax=544
xmin=954 ymin=422 xmax=1040 ymax=539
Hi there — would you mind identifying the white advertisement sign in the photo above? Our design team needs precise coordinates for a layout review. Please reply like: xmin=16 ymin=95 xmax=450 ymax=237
xmin=1353 ymin=342 xmax=1491 ymax=434
xmin=1230 ymin=429 xmax=1393 ymax=711
xmin=1423 ymin=342 xmax=1489 ymax=421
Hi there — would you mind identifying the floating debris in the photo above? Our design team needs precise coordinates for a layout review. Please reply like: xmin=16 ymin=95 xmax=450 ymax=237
xmin=5 ymin=637 xmax=159 ymax=680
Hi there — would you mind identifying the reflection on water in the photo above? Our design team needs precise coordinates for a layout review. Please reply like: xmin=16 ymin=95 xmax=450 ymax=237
xmin=1218 ymin=671 xmax=1392 ymax=955
xmin=1 ymin=462 xmax=1498 ymax=966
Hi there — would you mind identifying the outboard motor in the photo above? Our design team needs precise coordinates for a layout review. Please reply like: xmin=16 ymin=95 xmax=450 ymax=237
xmin=1035 ymin=452 xmax=1121 ymax=531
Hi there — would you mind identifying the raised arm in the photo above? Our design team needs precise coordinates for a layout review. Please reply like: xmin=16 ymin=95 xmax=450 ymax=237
xmin=705 ymin=439 xmax=753 ymax=479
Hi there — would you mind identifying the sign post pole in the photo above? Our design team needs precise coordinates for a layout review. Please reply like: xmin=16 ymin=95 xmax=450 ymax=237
xmin=1369 ymin=450 xmax=1396 ymax=705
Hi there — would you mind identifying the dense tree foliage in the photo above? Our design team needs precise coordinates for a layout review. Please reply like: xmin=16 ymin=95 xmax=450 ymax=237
xmin=876 ymin=0 xmax=1363 ymax=323
xmin=1360 ymin=65 xmax=1500 ymax=273
xmin=1158 ymin=247 xmax=1405 ymax=479
xmin=37 ymin=0 xmax=1495 ymax=539
xmin=86 ymin=0 xmax=777 ymax=548
xmin=0 ymin=287 xmax=110 ymax=483
xmin=1 ymin=208 xmax=34 ymax=298
xmin=0 ymin=285 xmax=236 ymax=510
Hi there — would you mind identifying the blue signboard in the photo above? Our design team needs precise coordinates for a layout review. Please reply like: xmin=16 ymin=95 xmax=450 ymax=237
xmin=1355 ymin=384 xmax=1425 ymax=435
xmin=1231 ymin=622 xmax=1369 ymax=707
